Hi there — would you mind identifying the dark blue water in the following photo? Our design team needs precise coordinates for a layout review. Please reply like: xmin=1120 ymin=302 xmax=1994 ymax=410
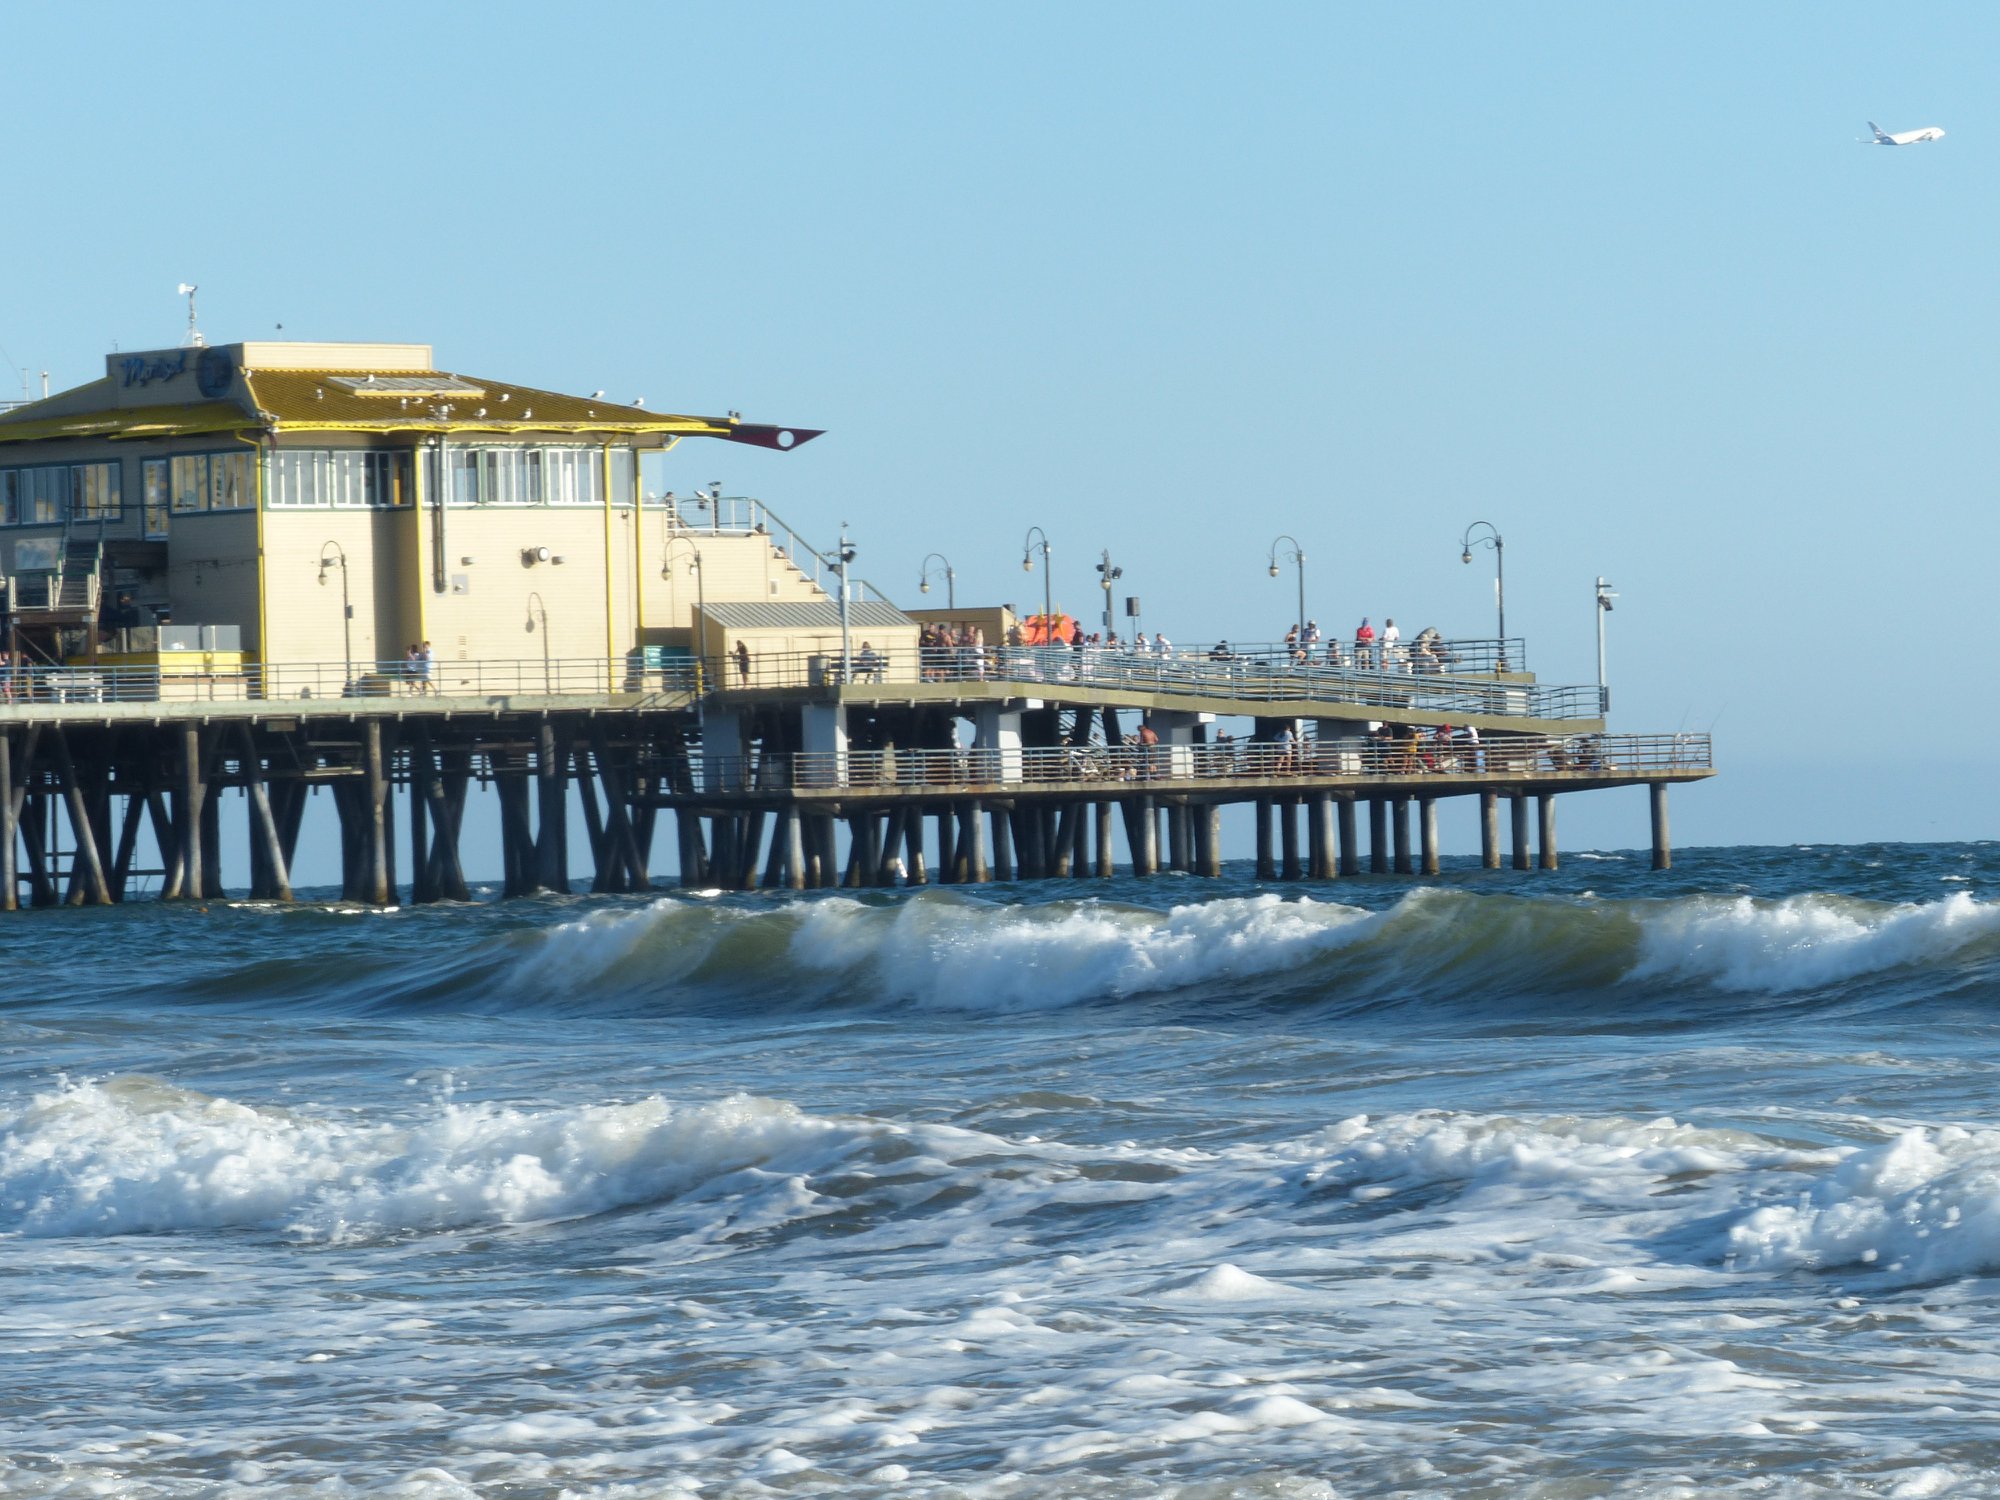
xmin=4 ymin=842 xmax=1999 ymax=1497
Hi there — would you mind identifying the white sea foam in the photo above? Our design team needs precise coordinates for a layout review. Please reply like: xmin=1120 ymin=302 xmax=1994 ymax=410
xmin=1292 ymin=1109 xmax=1805 ymax=1198
xmin=1727 ymin=1124 xmax=2000 ymax=1282
xmin=1628 ymin=891 xmax=2000 ymax=993
xmin=787 ymin=892 xmax=1386 ymax=1010
xmin=0 ymin=1076 xmax=873 ymax=1241
xmin=9 ymin=1072 xmax=2000 ymax=1497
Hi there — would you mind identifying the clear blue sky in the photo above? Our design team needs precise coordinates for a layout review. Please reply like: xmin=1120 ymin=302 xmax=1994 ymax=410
xmin=6 ymin=2 xmax=1992 ymax=850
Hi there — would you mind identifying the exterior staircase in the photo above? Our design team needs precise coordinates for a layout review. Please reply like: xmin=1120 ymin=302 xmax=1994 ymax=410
xmin=7 ymin=517 xmax=105 ymax=627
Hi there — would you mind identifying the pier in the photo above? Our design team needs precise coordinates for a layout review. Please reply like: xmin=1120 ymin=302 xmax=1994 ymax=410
xmin=0 ymin=643 xmax=1710 ymax=908
xmin=0 ymin=335 xmax=1713 ymax=908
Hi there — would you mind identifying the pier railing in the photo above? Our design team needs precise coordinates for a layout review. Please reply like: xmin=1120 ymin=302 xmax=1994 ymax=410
xmin=720 ymin=644 xmax=1600 ymax=720
xmin=691 ymin=732 xmax=1713 ymax=795
xmin=1186 ymin=637 xmax=1526 ymax=674
xmin=0 ymin=657 xmax=703 ymax=707
xmin=655 ymin=493 xmax=895 ymax=604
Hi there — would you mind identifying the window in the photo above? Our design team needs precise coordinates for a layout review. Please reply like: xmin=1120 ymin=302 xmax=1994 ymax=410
xmin=444 ymin=445 xmax=605 ymax=506
xmin=544 ymin=448 xmax=604 ymax=506
xmin=72 ymin=463 xmax=122 ymax=521
xmin=269 ymin=451 xmax=320 ymax=508
xmin=266 ymin=449 xmax=412 ymax=509
xmin=209 ymin=451 xmax=252 ymax=511
xmin=170 ymin=455 xmax=208 ymax=514
xmin=143 ymin=459 xmax=170 ymax=537
xmin=26 ymin=467 xmax=68 ymax=524
xmin=0 ymin=465 xmax=71 ymax=525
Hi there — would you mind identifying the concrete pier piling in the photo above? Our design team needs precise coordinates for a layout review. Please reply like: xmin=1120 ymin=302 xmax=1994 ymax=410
xmin=1650 ymin=783 xmax=1670 ymax=871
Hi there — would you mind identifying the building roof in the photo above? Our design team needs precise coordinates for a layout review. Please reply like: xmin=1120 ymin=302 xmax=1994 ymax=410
xmin=0 ymin=342 xmax=822 ymax=453
xmin=697 ymin=600 xmax=914 ymax=631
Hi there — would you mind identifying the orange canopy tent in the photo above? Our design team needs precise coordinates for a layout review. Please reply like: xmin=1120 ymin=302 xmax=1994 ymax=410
xmin=1020 ymin=612 xmax=1077 ymax=645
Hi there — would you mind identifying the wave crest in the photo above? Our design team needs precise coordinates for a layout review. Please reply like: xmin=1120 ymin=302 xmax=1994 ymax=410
xmin=511 ymin=885 xmax=2000 ymax=1015
xmin=0 ymin=1076 xmax=872 ymax=1241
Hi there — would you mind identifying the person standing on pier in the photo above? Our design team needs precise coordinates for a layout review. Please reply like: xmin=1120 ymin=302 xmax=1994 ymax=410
xmin=1381 ymin=618 xmax=1402 ymax=670
xmin=1355 ymin=617 xmax=1376 ymax=669
xmin=1136 ymin=719 xmax=1160 ymax=779
xmin=735 ymin=639 xmax=751 ymax=685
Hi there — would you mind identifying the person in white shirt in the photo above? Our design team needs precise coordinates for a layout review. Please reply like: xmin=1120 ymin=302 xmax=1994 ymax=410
xmin=1381 ymin=618 xmax=1403 ymax=671
xmin=1133 ymin=631 xmax=1150 ymax=653
xmin=1151 ymin=631 xmax=1171 ymax=656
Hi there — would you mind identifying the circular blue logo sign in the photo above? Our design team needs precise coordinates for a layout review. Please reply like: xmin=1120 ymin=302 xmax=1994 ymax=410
xmin=195 ymin=347 xmax=234 ymax=398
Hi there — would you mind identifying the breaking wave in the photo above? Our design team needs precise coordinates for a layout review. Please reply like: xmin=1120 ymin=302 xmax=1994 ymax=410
xmin=500 ymin=885 xmax=2000 ymax=1017
xmin=14 ymin=1076 xmax=1994 ymax=1293
xmin=12 ymin=882 xmax=1998 ymax=1021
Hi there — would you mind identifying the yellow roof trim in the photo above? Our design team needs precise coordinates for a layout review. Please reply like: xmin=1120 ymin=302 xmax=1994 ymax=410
xmin=0 ymin=405 xmax=256 ymax=445
xmin=270 ymin=418 xmax=727 ymax=437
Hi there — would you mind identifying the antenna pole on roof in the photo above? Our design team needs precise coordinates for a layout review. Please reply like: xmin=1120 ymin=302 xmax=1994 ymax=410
xmin=176 ymin=283 xmax=204 ymax=348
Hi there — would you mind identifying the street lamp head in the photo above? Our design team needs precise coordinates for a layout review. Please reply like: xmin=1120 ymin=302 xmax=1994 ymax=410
xmin=1022 ymin=554 xmax=1034 ymax=573
xmin=1461 ymin=548 xmax=1472 ymax=565
xmin=317 ymin=567 xmax=327 ymax=586
xmin=1268 ymin=562 xmax=1280 ymax=578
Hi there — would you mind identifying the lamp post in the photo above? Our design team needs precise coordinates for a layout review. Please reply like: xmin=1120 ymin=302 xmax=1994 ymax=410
xmin=1267 ymin=534 xmax=1306 ymax=645
xmin=316 ymin=540 xmax=352 ymax=688
xmin=1021 ymin=526 xmax=1053 ymax=642
xmin=1595 ymin=576 xmax=1617 ymax=715
xmin=833 ymin=525 xmax=857 ymax=684
xmin=918 ymin=552 xmax=956 ymax=611
xmin=662 ymin=536 xmax=706 ymax=687
xmin=1458 ymin=521 xmax=1507 ymax=667
xmin=1095 ymin=549 xmax=1123 ymax=638
xmin=525 ymin=590 xmax=550 ymax=694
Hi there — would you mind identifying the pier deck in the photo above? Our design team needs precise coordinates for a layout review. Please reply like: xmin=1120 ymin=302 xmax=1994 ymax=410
xmin=0 ymin=647 xmax=1709 ymax=907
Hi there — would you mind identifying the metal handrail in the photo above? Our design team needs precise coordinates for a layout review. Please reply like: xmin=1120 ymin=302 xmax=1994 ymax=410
xmin=655 ymin=494 xmax=893 ymax=604
xmin=711 ymin=644 xmax=1600 ymax=719
xmin=0 ymin=656 xmax=705 ymax=708
xmin=1201 ymin=636 xmax=1527 ymax=673
xmin=693 ymin=732 xmax=1713 ymax=795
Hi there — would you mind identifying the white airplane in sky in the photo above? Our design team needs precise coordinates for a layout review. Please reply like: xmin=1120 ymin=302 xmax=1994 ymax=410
xmin=1868 ymin=121 xmax=1946 ymax=146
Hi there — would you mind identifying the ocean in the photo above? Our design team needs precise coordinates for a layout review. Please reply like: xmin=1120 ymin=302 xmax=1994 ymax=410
xmin=5 ymin=842 xmax=2000 ymax=1498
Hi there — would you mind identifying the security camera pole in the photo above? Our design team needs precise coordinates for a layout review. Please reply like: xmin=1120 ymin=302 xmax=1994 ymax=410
xmin=1095 ymin=548 xmax=1122 ymax=637
xmin=1595 ymin=576 xmax=1617 ymax=715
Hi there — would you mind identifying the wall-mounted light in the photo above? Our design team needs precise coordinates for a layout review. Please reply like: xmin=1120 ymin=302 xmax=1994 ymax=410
xmin=521 ymin=546 xmax=550 ymax=567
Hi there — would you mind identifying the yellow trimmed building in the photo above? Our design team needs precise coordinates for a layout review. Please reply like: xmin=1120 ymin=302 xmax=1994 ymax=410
xmin=0 ymin=340 xmax=906 ymax=691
